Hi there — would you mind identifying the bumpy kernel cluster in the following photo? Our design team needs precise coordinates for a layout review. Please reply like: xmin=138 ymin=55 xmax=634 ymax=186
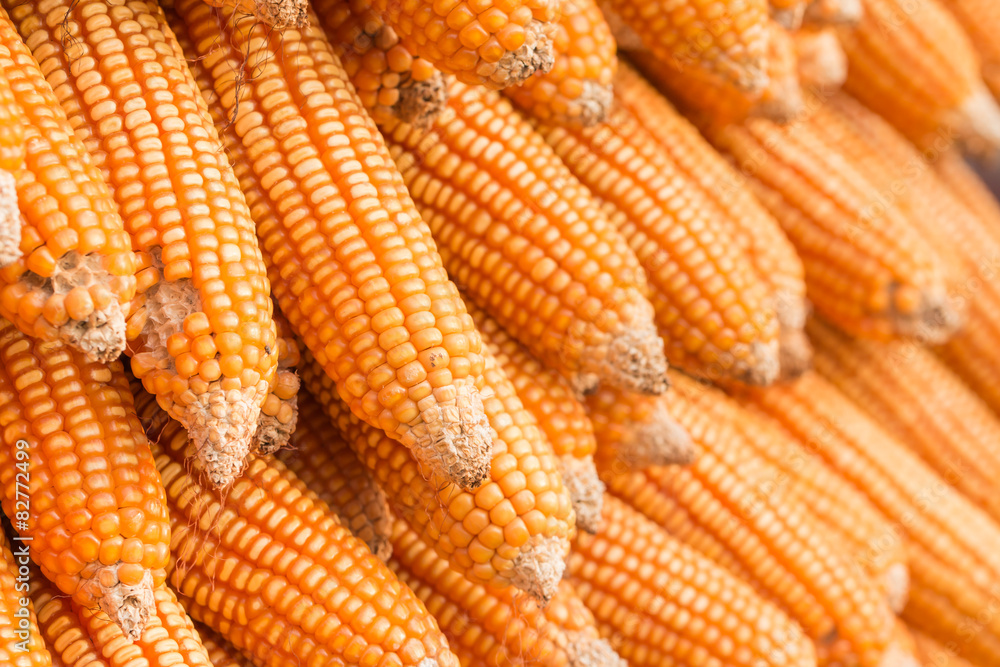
xmin=0 ymin=534 xmax=49 ymax=665
xmin=0 ymin=318 xmax=170 ymax=610
xmin=570 ymin=495 xmax=817 ymax=667
xmin=196 ymin=623 xmax=254 ymax=667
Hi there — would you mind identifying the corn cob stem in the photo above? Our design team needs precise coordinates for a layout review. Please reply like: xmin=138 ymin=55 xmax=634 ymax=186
xmin=390 ymin=518 xmax=623 ymax=667
xmin=0 ymin=318 xmax=170 ymax=639
xmin=570 ymin=494 xmax=817 ymax=667
xmin=169 ymin=0 xmax=495 ymax=491
xmin=737 ymin=373 xmax=1000 ymax=666
xmin=505 ymin=0 xmax=617 ymax=127
xmin=311 ymin=0 xmax=447 ymax=128
xmin=0 ymin=6 xmax=137 ymax=362
xmin=384 ymin=81 xmax=668 ymax=396
xmin=139 ymin=384 xmax=459 ymax=667
xmin=277 ymin=390 xmax=393 ymax=561
xmin=199 ymin=0 xmax=306 ymax=28
xmin=467 ymin=299 xmax=604 ymax=533
xmin=300 ymin=349 xmax=575 ymax=603
xmin=32 ymin=572 xmax=212 ymax=667
xmin=7 ymin=0 xmax=281 ymax=487
xmin=0 ymin=531 xmax=50 ymax=667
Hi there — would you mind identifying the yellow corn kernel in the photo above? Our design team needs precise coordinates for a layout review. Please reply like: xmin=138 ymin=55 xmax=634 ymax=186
xmin=0 ymin=533 xmax=50 ymax=667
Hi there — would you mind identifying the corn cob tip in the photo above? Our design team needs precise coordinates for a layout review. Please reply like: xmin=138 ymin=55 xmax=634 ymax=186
xmin=889 ymin=285 xmax=961 ymax=344
xmin=754 ymin=81 xmax=805 ymax=124
xmin=772 ymin=5 xmax=806 ymax=30
xmin=251 ymin=0 xmax=307 ymax=29
xmin=397 ymin=74 xmax=449 ymax=130
xmin=188 ymin=386 xmax=262 ymax=488
xmin=795 ymin=29 xmax=848 ymax=91
xmin=492 ymin=20 xmax=555 ymax=89
xmin=884 ymin=562 xmax=910 ymax=614
xmin=779 ymin=326 xmax=814 ymax=380
xmin=511 ymin=534 xmax=569 ymax=603
xmin=732 ymin=340 xmax=782 ymax=386
xmin=38 ymin=251 xmax=128 ymax=362
xmin=955 ymin=85 xmax=1000 ymax=156
xmin=90 ymin=566 xmax=156 ymax=641
xmin=0 ymin=170 xmax=19 ymax=268
xmin=559 ymin=454 xmax=606 ymax=534
xmin=615 ymin=401 xmax=696 ymax=468
xmin=576 ymin=82 xmax=615 ymax=126
xmin=252 ymin=395 xmax=298 ymax=456
xmin=565 ymin=633 xmax=627 ymax=667
xmin=804 ymin=0 xmax=863 ymax=25
xmin=604 ymin=319 xmax=670 ymax=395
xmin=404 ymin=383 xmax=493 ymax=490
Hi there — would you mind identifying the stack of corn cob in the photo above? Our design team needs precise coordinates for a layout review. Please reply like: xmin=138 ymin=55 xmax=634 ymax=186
xmin=1 ymin=0 xmax=1000 ymax=664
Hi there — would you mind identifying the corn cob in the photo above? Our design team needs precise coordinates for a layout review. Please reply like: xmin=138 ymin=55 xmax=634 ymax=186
xmin=793 ymin=27 xmax=848 ymax=92
xmin=7 ymin=0 xmax=282 ymax=487
xmin=805 ymin=0 xmax=863 ymax=24
xmin=196 ymin=623 xmax=254 ymax=667
xmin=837 ymin=0 xmax=1000 ymax=154
xmin=362 ymin=0 xmax=559 ymax=89
xmin=139 ymin=384 xmax=460 ymax=667
xmin=0 ymin=531 xmax=50 ymax=667
xmin=299 ymin=347 xmax=576 ymax=603
xmin=0 ymin=7 xmax=136 ymax=361
xmin=706 ymin=98 xmax=958 ymax=343
xmin=251 ymin=307 xmax=299 ymax=456
xmin=383 ymin=81 xmax=668 ymax=396
xmin=753 ymin=20 xmax=807 ymax=124
xmin=0 ymin=317 xmax=170 ymax=639
xmin=809 ymin=317 xmax=1000 ymax=526
xmin=198 ymin=0 xmax=306 ymax=28
xmin=600 ymin=0 xmax=770 ymax=95
xmin=32 ymin=571 xmax=212 ymax=667
xmin=820 ymin=621 xmax=920 ymax=667
xmin=911 ymin=626 xmax=977 ymax=667
xmin=684 ymin=373 xmax=910 ymax=612
xmin=311 ymin=0 xmax=447 ymax=129
xmin=612 ymin=62 xmax=812 ymax=378
xmin=532 ymin=90 xmax=781 ymax=384
xmin=939 ymin=0 xmax=1000 ymax=106
xmin=771 ymin=0 xmax=810 ymax=28
xmin=168 ymin=0 xmax=494 ymax=491
xmin=736 ymin=373 xmax=1000 ymax=666
xmin=604 ymin=371 xmax=895 ymax=667
xmin=570 ymin=494 xmax=818 ymax=667
xmin=466 ymin=299 xmax=604 ymax=533
xmin=390 ymin=518 xmax=624 ymax=667
xmin=276 ymin=390 xmax=393 ymax=561
xmin=587 ymin=384 xmax=695 ymax=473
xmin=0 ymin=68 xmax=23 ymax=269
xmin=504 ymin=0 xmax=617 ymax=127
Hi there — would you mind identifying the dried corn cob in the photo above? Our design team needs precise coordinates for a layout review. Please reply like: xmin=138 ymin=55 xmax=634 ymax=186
xmin=0 ymin=68 xmax=22 ymax=269
xmin=251 ymin=307 xmax=299 ymax=455
xmin=706 ymin=99 xmax=958 ymax=343
xmin=0 ymin=318 xmax=170 ymax=639
xmin=752 ymin=20 xmax=806 ymax=123
xmin=383 ymin=81 xmax=668 ymax=396
xmin=587 ymin=384 xmax=695 ymax=472
xmin=277 ymin=390 xmax=393 ymax=560
xmin=0 ymin=6 xmax=136 ymax=361
xmin=140 ymin=385 xmax=460 ymax=667
xmin=299 ymin=348 xmax=576 ymax=603
xmin=684 ymin=373 xmax=910 ymax=612
xmin=940 ymin=0 xmax=1000 ymax=106
xmin=196 ymin=623 xmax=254 ymax=667
xmin=805 ymin=0 xmax=863 ymax=24
xmin=570 ymin=494 xmax=818 ymax=667
xmin=0 ymin=531 xmax=49 ymax=667
xmin=737 ymin=373 xmax=1000 ymax=666
xmin=534 ymin=99 xmax=781 ymax=383
xmin=198 ymin=0 xmax=305 ymax=27
xmin=6 ymin=0 xmax=281 ymax=487
xmin=603 ymin=372 xmax=895 ymax=667
xmin=771 ymin=0 xmax=809 ymax=28
xmin=311 ymin=0 xmax=447 ymax=128
xmin=911 ymin=626 xmax=977 ymax=667
xmin=168 ymin=0 xmax=494 ymax=491
xmin=793 ymin=27 xmax=848 ymax=92
xmin=935 ymin=150 xmax=1000 ymax=248
xmin=505 ymin=0 xmax=617 ymax=126
xmin=600 ymin=0 xmax=770 ymax=94
xmin=468 ymin=299 xmax=604 ymax=533
xmin=390 ymin=518 xmax=623 ymax=667
xmin=612 ymin=62 xmax=812 ymax=378
xmin=32 ymin=572 xmax=212 ymax=667
xmin=838 ymin=0 xmax=1000 ymax=153
xmin=809 ymin=317 xmax=1000 ymax=525
xmin=364 ymin=0 xmax=559 ymax=89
